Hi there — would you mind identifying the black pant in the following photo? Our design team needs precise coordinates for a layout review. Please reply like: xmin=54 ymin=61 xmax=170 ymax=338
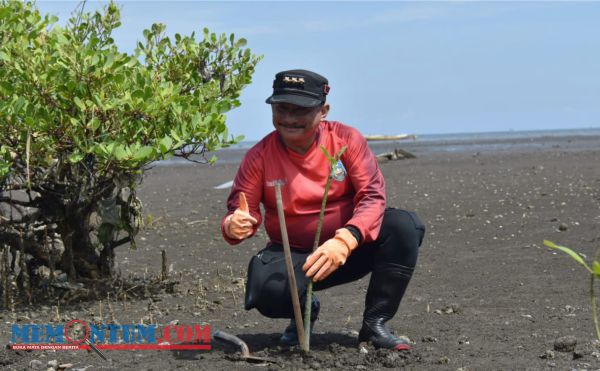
xmin=244 ymin=208 xmax=425 ymax=318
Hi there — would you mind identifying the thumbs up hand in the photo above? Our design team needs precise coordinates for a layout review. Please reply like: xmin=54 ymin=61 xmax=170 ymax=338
xmin=224 ymin=192 xmax=258 ymax=240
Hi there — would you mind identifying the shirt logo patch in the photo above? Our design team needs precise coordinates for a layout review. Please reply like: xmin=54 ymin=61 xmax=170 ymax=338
xmin=332 ymin=160 xmax=347 ymax=182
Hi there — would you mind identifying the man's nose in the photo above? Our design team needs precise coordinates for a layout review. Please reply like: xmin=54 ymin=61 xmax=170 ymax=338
xmin=278 ymin=112 xmax=296 ymax=125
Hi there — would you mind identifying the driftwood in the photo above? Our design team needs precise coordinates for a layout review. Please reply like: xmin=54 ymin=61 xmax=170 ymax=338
xmin=376 ymin=148 xmax=416 ymax=162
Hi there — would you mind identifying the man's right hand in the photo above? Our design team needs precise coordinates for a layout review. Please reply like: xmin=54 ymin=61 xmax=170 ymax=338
xmin=224 ymin=192 xmax=258 ymax=240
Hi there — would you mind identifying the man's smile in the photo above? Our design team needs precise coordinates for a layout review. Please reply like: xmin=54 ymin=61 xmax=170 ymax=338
xmin=279 ymin=124 xmax=305 ymax=129
xmin=279 ymin=124 xmax=306 ymax=133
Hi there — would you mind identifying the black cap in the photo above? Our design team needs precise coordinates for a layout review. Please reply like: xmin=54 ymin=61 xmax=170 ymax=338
xmin=265 ymin=69 xmax=330 ymax=107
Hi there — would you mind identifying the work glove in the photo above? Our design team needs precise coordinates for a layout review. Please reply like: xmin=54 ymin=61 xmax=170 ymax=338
xmin=303 ymin=228 xmax=359 ymax=282
xmin=224 ymin=192 xmax=258 ymax=240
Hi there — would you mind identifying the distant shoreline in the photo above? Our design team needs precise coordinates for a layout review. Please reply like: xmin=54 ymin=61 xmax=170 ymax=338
xmin=153 ymin=128 xmax=600 ymax=166
xmin=227 ymin=127 xmax=600 ymax=149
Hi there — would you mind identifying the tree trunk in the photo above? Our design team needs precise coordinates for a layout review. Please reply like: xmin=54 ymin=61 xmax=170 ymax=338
xmin=59 ymin=208 xmax=106 ymax=279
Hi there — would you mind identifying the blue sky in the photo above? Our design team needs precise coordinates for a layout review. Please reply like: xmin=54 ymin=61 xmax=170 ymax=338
xmin=37 ymin=1 xmax=600 ymax=141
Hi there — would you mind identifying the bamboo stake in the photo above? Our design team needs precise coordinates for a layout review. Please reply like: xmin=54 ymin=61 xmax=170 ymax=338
xmin=26 ymin=129 xmax=31 ymax=189
xmin=161 ymin=250 xmax=167 ymax=281
xmin=19 ymin=231 xmax=31 ymax=304
xmin=2 ymin=244 xmax=9 ymax=310
xmin=273 ymin=181 xmax=306 ymax=350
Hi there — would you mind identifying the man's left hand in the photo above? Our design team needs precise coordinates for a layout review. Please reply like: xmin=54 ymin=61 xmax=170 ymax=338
xmin=303 ymin=228 xmax=359 ymax=282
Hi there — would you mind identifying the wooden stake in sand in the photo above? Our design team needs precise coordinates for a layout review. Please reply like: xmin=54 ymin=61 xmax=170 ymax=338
xmin=2 ymin=244 xmax=9 ymax=310
xmin=161 ymin=250 xmax=168 ymax=281
xmin=269 ymin=182 xmax=306 ymax=350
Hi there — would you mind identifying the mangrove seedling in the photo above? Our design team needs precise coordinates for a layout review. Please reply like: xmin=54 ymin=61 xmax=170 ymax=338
xmin=544 ymin=240 xmax=600 ymax=340
xmin=302 ymin=145 xmax=347 ymax=352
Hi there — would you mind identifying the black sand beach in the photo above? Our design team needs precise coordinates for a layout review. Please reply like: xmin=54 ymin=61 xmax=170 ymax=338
xmin=2 ymin=133 xmax=600 ymax=370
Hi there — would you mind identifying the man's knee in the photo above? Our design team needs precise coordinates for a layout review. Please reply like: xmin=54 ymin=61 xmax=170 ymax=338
xmin=244 ymin=245 xmax=309 ymax=318
xmin=247 ymin=272 xmax=291 ymax=317
xmin=374 ymin=208 xmax=425 ymax=268
xmin=382 ymin=208 xmax=426 ymax=247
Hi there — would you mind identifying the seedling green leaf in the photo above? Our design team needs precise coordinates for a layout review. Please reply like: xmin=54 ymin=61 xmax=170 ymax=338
xmin=593 ymin=261 xmax=600 ymax=279
xmin=543 ymin=240 xmax=600 ymax=340
xmin=544 ymin=240 xmax=592 ymax=273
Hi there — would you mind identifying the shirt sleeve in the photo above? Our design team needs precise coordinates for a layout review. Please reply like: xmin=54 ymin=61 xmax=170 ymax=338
xmin=221 ymin=147 xmax=264 ymax=245
xmin=343 ymin=129 xmax=386 ymax=244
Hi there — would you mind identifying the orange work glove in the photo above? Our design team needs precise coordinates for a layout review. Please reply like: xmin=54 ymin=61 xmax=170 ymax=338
xmin=303 ymin=228 xmax=359 ymax=282
xmin=224 ymin=192 xmax=258 ymax=240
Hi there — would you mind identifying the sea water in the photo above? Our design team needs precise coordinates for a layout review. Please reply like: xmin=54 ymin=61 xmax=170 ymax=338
xmin=153 ymin=127 xmax=600 ymax=166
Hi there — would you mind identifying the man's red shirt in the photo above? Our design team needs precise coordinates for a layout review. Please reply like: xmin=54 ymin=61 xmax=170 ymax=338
xmin=221 ymin=120 xmax=386 ymax=250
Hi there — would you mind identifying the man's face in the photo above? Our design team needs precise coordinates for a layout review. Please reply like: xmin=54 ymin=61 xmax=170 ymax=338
xmin=271 ymin=102 xmax=329 ymax=152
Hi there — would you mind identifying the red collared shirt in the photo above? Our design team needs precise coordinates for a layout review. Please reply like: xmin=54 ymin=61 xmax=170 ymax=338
xmin=221 ymin=120 xmax=386 ymax=250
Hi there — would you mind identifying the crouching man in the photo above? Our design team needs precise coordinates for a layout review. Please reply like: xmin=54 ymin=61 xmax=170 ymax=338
xmin=221 ymin=69 xmax=425 ymax=350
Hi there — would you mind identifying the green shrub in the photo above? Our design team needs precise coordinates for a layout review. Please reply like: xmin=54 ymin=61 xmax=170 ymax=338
xmin=0 ymin=0 xmax=260 ymax=284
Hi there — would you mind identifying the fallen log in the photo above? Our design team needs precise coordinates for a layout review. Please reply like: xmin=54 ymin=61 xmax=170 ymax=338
xmin=376 ymin=148 xmax=416 ymax=162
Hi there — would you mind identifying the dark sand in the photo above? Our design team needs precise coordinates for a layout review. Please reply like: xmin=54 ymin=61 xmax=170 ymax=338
xmin=2 ymin=134 xmax=600 ymax=370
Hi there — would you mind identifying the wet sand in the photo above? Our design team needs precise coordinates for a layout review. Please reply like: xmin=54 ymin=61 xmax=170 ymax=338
xmin=2 ymin=134 xmax=600 ymax=369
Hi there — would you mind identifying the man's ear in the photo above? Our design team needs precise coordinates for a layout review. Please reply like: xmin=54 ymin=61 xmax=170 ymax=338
xmin=320 ymin=103 xmax=330 ymax=120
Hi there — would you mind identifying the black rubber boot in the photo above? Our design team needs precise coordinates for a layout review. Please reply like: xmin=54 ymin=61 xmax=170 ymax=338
xmin=280 ymin=295 xmax=320 ymax=346
xmin=358 ymin=263 xmax=414 ymax=350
